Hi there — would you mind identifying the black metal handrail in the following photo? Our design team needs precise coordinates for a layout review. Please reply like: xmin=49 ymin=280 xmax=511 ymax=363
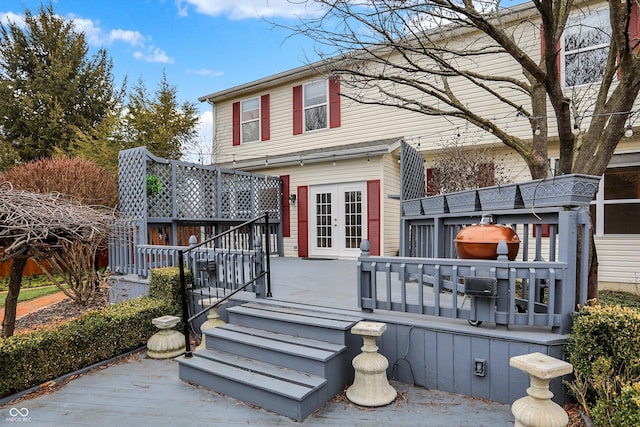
xmin=178 ymin=213 xmax=271 ymax=357
xmin=186 ymin=271 xmax=267 ymax=323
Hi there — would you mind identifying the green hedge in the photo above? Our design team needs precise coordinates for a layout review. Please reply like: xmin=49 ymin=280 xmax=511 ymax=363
xmin=0 ymin=296 xmax=169 ymax=398
xmin=566 ymin=304 xmax=640 ymax=427
xmin=148 ymin=267 xmax=191 ymax=317
xmin=0 ymin=265 xmax=194 ymax=399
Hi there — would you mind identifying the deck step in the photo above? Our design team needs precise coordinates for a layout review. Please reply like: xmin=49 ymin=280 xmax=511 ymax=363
xmin=179 ymin=349 xmax=327 ymax=421
xmin=179 ymin=300 xmax=361 ymax=421
xmin=226 ymin=303 xmax=361 ymax=344
xmin=203 ymin=324 xmax=344 ymax=377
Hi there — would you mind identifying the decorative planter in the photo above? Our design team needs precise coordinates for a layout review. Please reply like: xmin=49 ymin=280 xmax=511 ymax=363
xmin=402 ymin=198 xmax=423 ymax=216
xmin=446 ymin=189 xmax=481 ymax=213
xmin=477 ymin=183 xmax=523 ymax=210
xmin=519 ymin=174 xmax=601 ymax=208
xmin=420 ymin=195 xmax=449 ymax=215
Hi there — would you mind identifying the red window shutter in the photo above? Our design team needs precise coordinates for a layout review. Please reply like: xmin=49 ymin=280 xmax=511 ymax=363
xmin=232 ymin=102 xmax=241 ymax=146
xmin=540 ymin=25 xmax=562 ymax=83
xmin=479 ymin=162 xmax=496 ymax=187
xmin=297 ymin=186 xmax=308 ymax=257
xmin=426 ymin=168 xmax=440 ymax=196
xmin=631 ymin=3 xmax=640 ymax=50
xmin=261 ymin=94 xmax=270 ymax=141
xmin=281 ymin=175 xmax=290 ymax=237
xmin=367 ymin=180 xmax=381 ymax=256
xmin=532 ymin=223 xmax=551 ymax=238
xmin=293 ymin=85 xmax=303 ymax=135
xmin=329 ymin=77 xmax=341 ymax=129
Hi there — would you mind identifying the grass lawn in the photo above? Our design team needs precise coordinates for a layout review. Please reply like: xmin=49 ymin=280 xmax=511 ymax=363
xmin=0 ymin=285 xmax=66 ymax=308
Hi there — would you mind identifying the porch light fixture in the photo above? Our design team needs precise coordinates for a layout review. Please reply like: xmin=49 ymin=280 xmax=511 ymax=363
xmin=299 ymin=156 xmax=304 ymax=167
xmin=625 ymin=123 xmax=634 ymax=138
xmin=332 ymin=155 xmax=336 ymax=166
xmin=289 ymin=193 xmax=297 ymax=204
xmin=265 ymin=155 xmax=269 ymax=166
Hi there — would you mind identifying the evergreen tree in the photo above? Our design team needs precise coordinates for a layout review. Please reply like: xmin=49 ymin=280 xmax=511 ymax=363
xmin=123 ymin=72 xmax=199 ymax=160
xmin=0 ymin=3 xmax=120 ymax=167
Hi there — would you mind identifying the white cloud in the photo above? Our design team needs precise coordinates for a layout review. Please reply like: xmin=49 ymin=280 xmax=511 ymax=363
xmin=188 ymin=68 xmax=224 ymax=77
xmin=108 ymin=29 xmax=146 ymax=47
xmin=133 ymin=46 xmax=175 ymax=64
xmin=0 ymin=11 xmax=26 ymax=27
xmin=71 ymin=17 xmax=146 ymax=48
xmin=176 ymin=0 xmax=323 ymax=20
xmin=71 ymin=17 xmax=105 ymax=45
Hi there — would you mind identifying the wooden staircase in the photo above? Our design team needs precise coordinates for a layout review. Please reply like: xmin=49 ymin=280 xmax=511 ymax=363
xmin=178 ymin=300 xmax=363 ymax=421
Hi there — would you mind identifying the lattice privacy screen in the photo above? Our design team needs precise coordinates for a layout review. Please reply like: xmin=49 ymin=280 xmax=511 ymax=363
xmin=175 ymin=164 xmax=217 ymax=219
xmin=400 ymin=140 xmax=426 ymax=201
xmin=118 ymin=148 xmax=147 ymax=219
xmin=118 ymin=147 xmax=282 ymax=222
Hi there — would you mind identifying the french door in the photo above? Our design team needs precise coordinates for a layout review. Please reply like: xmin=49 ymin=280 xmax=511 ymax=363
xmin=309 ymin=183 xmax=366 ymax=258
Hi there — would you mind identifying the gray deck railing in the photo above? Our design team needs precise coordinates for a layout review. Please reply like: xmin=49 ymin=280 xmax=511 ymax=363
xmin=361 ymin=187 xmax=594 ymax=334
xmin=358 ymin=249 xmax=570 ymax=332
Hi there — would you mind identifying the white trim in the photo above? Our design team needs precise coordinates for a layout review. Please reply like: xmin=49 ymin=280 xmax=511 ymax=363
xmin=240 ymin=96 xmax=260 ymax=144
xmin=309 ymin=182 xmax=367 ymax=258
xmin=303 ymin=79 xmax=329 ymax=133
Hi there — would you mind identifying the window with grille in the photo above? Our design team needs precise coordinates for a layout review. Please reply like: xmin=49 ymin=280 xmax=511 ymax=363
xmin=562 ymin=7 xmax=611 ymax=87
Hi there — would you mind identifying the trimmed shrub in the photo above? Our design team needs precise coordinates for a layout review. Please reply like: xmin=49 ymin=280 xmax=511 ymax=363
xmin=148 ymin=267 xmax=191 ymax=317
xmin=566 ymin=304 xmax=640 ymax=426
xmin=0 ymin=297 xmax=169 ymax=398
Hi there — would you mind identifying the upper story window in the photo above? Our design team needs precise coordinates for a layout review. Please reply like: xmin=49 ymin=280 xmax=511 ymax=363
xmin=293 ymin=78 xmax=341 ymax=135
xmin=241 ymin=97 xmax=260 ymax=143
xmin=562 ymin=7 xmax=611 ymax=87
xmin=304 ymin=80 xmax=328 ymax=131
xmin=232 ymin=94 xmax=270 ymax=146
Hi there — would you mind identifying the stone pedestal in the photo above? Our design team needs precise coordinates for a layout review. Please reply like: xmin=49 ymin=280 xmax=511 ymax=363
xmin=346 ymin=321 xmax=397 ymax=407
xmin=196 ymin=298 xmax=226 ymax=351
xmin=147 ymin=315 xmax=186 ymax=359
xmin=510 ymin=352 xmax=573 ymax=427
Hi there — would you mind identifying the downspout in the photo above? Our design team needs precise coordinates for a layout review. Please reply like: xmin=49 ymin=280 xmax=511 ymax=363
xmin=206 ymin=99 xmax=217 ymax=164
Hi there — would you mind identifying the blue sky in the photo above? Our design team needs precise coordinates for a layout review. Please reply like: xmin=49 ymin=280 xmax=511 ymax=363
xmin=1 ymin=1 xmax=323 ymax=162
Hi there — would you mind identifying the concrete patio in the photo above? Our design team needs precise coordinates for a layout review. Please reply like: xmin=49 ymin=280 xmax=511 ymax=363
xmin=0 ymin=351 xmax=513 ymax=426
xmin=1 ymin=257 xmax=519 ymax=425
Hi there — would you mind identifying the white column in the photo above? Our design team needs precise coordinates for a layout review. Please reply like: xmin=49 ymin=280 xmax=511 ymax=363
xmin=510 ymin=352 xmax=573 ymax=427
xmin=346 ymin=321 xmax=397 ymax=407
xmin=146 ymin=315 xmax=186 ymax=359
xmin=196 ymin=298 xmax=226 ymax=351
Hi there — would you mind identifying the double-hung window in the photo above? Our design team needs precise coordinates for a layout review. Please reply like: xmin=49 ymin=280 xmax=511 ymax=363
xmin=562 ymin=7 xmax=611 ymax=87
xmin=304 ymin=80 xmax=328 ymax=131
xmin=232 ymin=95 xmax=270 ymax=145
xmin=241 ymin=97 xmax=260 ymax=143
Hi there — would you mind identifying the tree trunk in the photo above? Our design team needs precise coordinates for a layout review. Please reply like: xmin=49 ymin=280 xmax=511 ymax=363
xmin=1 ymin=256 xmax=27 ymax=338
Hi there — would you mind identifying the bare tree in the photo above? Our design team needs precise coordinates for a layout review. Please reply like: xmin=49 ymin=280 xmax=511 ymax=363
xmin=290 ymin=0 xmax=640 ymax=177
xmin=0 ymin=184 xmax=115 ymax=337
xmin=428 ymin=135 xmax=512 ymax=194
xmin=288 ymin=0 xmax=640 ymax=298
